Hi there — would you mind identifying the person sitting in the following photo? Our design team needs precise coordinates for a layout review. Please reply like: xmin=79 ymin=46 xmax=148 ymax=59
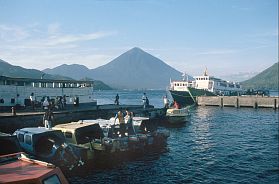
xmin=174 ymin=100 xmax=180 ymax=109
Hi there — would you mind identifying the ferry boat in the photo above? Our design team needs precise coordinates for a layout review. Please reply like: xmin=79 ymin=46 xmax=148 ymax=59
xmin=169 ymin=69 xmax=244 ymax=107
xmin=0 ymin=76 xmax=97 ymax=110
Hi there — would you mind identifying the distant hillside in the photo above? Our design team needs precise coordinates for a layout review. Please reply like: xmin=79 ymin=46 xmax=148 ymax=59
xmin=241 ymin=62 xmax=278 ymax=90
xmin=0 ymin=59 xmax=70 ymax=80
xmin=0 ymin=59 xmax=112 ymax=90
xmin=43 ymin=64 xmax=91 ymax=80
xmin=44 ymin=47 xmax=183 ymax=89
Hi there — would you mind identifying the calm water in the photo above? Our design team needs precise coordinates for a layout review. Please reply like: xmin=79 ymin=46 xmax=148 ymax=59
xmin=68 ymin=90 xmax=279 ymax=184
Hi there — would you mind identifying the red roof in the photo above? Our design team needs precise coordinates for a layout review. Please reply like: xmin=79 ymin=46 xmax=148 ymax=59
xmin=0 ymin=153 xmax=68 ymax=184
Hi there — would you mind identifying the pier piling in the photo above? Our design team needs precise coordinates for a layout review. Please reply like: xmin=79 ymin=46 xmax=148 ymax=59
xmin=197 ymin=96 xmax=279 ymax=109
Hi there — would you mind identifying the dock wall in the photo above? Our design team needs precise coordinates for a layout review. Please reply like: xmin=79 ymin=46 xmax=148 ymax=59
xmin=197 ymin=96 xmax=279 ymax=109
xmin=0 ymin=104 xmax=164 ymax=133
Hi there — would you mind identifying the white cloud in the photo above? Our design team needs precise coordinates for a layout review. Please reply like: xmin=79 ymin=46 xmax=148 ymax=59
xmin=0 ymin=24 xmax=29 ymax=41
xmin=47 ymin=23 xmax=61 ymax=35
xmin=0 ymin=23 xmax=117 ymax=70
xmin=196 ymin=49 xmax=237 ymax=55
xmin=46 ymin=31 xmax=116 ymax=46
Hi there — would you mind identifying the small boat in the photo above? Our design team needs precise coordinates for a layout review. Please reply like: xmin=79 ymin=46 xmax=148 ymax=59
xmin=13 ymin=127 xmax=84 ymax=170
xmin=88 ymin=116 xmax=170 ymax=150
xmin=0 ymin=152 xmax=68 ymax=184
xmin=165 ymin=107 xmax=190 ymax=125
xmin=53 ymin=121 xmax=109 ymax=160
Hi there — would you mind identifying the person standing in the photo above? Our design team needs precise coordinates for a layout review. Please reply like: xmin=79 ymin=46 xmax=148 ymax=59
xmin=30 ymin=93 xmax=35 ymax=110
xmin=115 ymin=93 xmax=119 ymax=105
xmin=43 ymin=97 xmax=49 ymax=111
xmin=125 ymin=109 xmax=135 ymax=136
xmin=115 ymin=108 xmax=126 ymax=137
xmin=43 ymin=109 xmax=54 ymax=129
xmin=163 ymin=95 xmax=169 ymax=109
xmin=142 ymin=92 xmax=147 ymax=109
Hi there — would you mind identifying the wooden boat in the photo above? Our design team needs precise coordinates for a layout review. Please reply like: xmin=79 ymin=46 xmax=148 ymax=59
xmin=53 ymin=121 xmax=108 ymax=160
xmin=165 ymin=107 xmax=190 ymax=125
xmin=86 ymin=117 xmax=170 ymax=150
xmin=13 ymin=127 xmax=84 ymax=170
xmin=0 ymin=152 xmax=68 ymax=184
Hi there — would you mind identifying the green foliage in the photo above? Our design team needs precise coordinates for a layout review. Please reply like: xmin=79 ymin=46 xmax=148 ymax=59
xmin=80 ymin=77 xmax=112 ymax=90
xmin=241 ymin=62 xmax=279 ymax=90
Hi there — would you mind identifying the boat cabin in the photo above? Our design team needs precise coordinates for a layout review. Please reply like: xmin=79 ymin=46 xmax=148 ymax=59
xmin=53 ymin=121 xmax=105 ymax=160
xmin=13 ymin=127 xmax=82 ymax=169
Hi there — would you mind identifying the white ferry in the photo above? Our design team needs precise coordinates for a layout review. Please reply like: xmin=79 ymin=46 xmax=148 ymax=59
xmin=0 ymin=76 xmax=97 ymax=110
xmin=169 ymin=69 xmax=244 ymax=107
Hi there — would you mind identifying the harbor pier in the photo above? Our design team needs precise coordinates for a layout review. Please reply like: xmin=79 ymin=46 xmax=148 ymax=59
xmin=0 ymin=104 xmax=164 ymax=133
xmin=197 ymin=96 xmax=279 ymax=109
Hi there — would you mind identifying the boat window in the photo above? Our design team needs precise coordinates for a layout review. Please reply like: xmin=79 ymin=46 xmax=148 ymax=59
xmin=65 ymin=132 xmax=72 ymax=138
xmin=11 ymin=98 xmax=15 ymax=104
xmin=43 ymin=174 xmax=62 ymax=184
xmin=18 ymin=134 xmax=24 ymax=142
xmin=25 ymin=135 xmax=32 ymax=145
xmin=75 ymin=125 xmax=104 ymax=144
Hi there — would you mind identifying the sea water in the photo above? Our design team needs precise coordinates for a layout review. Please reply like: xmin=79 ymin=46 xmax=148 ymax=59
xmin=68 ymin=90 xmax=279 ymax=184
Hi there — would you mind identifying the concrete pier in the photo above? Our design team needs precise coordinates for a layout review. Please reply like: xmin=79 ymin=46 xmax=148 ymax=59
xmin=0 ymin=104 xmax=164 ymax=133
xmin=197 ymin=96 xmax=279 ymax=109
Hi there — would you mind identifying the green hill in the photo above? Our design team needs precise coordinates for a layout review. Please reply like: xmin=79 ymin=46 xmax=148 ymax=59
xmin=241 ymin=62 xmax=278 ymax=90
xmin=0 ymin=59 xmax=112 ymax=90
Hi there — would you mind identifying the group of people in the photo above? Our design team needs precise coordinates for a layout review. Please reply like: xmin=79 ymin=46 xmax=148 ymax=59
xmin=114 ymin=108 xmax=135 ymax=137
xmin=30 ymin=92 xmax=67 ymax=111
xmin=115 ymin=93 xmax=150 ymax=109
xmin=163 ymin=95 xmax=180 ymax=109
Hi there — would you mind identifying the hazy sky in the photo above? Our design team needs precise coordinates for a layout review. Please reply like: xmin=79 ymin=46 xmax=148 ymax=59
xmin=0 ymin=0 xmax=278 ymax=77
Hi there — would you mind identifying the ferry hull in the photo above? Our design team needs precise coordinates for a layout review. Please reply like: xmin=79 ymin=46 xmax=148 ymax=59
xmin=169 ymin=90 xmax=195 ymax=107
xmin=169 ymin=88 xmax=216 ymax=107
xmin=187 ymin=87 xmax=216 ymax=97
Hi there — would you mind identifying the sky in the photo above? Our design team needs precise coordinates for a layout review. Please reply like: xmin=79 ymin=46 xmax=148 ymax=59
xmin=0 ymin=0 xmax=278 ymax=78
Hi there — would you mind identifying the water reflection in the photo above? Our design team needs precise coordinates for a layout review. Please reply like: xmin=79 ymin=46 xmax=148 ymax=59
xmin=190 ymin=107 xmax=215 ymax=153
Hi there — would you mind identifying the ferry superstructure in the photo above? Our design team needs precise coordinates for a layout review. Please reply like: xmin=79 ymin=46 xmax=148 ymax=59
xmin=169 ymin=69 xmax=244 ymax=107
xmin=0 ymin=76 xmax=97 ymax=110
